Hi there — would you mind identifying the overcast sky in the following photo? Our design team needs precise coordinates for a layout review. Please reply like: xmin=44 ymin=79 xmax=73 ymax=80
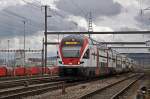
xmin=0 ymin=0 xmax=150 ymax=56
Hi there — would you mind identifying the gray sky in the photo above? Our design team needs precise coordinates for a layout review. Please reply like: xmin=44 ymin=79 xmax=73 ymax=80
xmin=0 ymin=0 xmax=150 ymax=55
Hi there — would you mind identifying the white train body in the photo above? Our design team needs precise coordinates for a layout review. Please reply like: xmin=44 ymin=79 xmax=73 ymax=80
xmin=58 ymin=35 xmax=134 ymax=77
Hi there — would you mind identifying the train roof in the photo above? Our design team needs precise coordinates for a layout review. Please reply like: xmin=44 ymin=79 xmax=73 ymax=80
xmin=62 ymin=35 xmax=85 ymax=41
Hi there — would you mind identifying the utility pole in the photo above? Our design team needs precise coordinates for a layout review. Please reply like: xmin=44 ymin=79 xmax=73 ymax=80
xmin=42 ymin=38 xmax=44 ymax=75
xmin=42 ymin=5 xmax=51 ymax=73
xmin=23 ymin=20 xmax=26 ymax=67
xmin=7 ymin=40 xmax=10 ymax=66
xmin=88 ymin=12 xmax=93 ymax=38
xmin=44 ymin=5 xmax=48 ymax=74
xmin=43 ymin=5 xmax=51 ymax=73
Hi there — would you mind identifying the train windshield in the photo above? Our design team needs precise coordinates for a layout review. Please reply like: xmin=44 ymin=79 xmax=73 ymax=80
xmin=62 ymin=47 xmax=81 ymax=58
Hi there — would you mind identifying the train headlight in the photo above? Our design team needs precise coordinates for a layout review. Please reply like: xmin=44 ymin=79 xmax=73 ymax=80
xmin=69 ymin=63 xmax=72 ymax=65
xmin=78 ymin=62 xmax=80 ymax=64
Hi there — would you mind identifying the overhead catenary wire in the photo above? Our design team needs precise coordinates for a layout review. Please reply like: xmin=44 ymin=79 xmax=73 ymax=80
xmin=64 ymin=0 xmax=94 ymax=32
xmin=23 ymin=0 xmax=79 ymax=30
xmin=0 ymin=10 xmax=43 ymax=30
xmin=67 ymin=0 xmax=88 ymax=17
xmin=0 ymin=11 xmax=43 ymax=38
xmin=0 ymin=0 xmax=80 ymax=36
xmin=3 ymin=9 xmax=28 ymax=21
xmin=0 ymin=17 xmax=43 ymax=31
xmin=21 ymin=0 xmax=41 ymax=9
xmin=21 ymin=0 xmax=45 ymax=30
xmin=1 ymin=7 xmax=44 ymax=36
xmin=33 ymin=0 xmax=42 ymax=5
xmin=2 ymin=9 xmax=44 ymax=27
xmin=22 ymin=1 xmax=66 ymax=29
xmin=0 ymin=25 xmax=39 ymax=41
xmin=0 ymin=18 xmax=43 ymax=33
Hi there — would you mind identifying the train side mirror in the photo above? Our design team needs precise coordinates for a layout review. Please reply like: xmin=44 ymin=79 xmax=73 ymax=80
xmin=83 ymin=49 xmax=90 ymax=59
xmin=59 ymin=61 xmax=62 ymax=64
xmin=57 ymin=51 xmax=58 ymax=55
xmin=80 ymin=61 xmax=84 ymax=64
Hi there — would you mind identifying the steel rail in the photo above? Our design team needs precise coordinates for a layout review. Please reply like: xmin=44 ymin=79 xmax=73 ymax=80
xmin=0 ymin=75 xmax=58 ymax=81
xmin=0 ymin=77 xmax=90 ymax=99
xmin=80 ymin=74 xmax=143 ymax=99
xmin=110 ymin=75 xmax=143 ymax=99
xmin=0 ymin=81 xmax=64 ymax=99
xmin=0 ymin=76 xmax=70 ymax=90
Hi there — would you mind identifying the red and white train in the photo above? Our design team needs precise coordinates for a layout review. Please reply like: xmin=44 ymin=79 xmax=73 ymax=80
xmin=58 ymin=35 xmax=135 ymax=77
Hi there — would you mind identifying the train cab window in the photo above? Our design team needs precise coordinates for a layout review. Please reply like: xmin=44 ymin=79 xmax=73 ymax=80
xmin=83 ymin=49 xmax=90 ymax=59
xmin=62 ymin=47 xmax=81 ymax=58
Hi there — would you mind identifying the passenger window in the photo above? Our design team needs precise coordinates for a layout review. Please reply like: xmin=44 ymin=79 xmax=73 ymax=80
xmin=101 ymin=62 xmax=105 ymax=67
xmin=113 ymin=59 xmax=116 ymax=62
xmin=83 ymin=49 xmax=90 ymax=59
xmin=57 ymin=51 xmax=60 ymax=58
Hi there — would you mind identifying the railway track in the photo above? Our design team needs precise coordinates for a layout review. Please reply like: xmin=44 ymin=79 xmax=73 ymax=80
xmin=110 ymin=77 xmax=141 ymax=99
xmin=80 ymin=74 xmax=143 ymax=99
xmin=0 ymin=76 xmax=61 ymax=89
xmin=0 ymin=73 xmax=139 ymax=99
xmin=23 ymin=73 xmax=136 ymax=99
xmin=0 ymin=81 xmax=64 ymax=99
xmin=0 ymin=76 xmax=87 ymax=99
xmin=0 ymin=75 xmax=53 ymax=81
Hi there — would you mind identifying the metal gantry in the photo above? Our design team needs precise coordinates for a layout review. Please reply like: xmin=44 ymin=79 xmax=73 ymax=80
xmin=45 ymin=41 xmax=148 ymax=46
xmin=42 ymin=5 xmax=52 ymax=71
xmin=88 ymin=12 xmax=93 ymax=38
xmin=45 ymin=31 xmax=150 ymax=34
xmin=109 ymin=47 xmax=150 ymax=49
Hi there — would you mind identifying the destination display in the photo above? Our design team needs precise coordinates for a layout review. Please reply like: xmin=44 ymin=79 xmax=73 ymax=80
xmin=65 ymin=41 xmax=80 ymax=45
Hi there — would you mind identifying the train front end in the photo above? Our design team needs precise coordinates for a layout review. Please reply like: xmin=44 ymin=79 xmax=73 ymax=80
xmin=58 ymin=35 xmax=89 ymax=76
